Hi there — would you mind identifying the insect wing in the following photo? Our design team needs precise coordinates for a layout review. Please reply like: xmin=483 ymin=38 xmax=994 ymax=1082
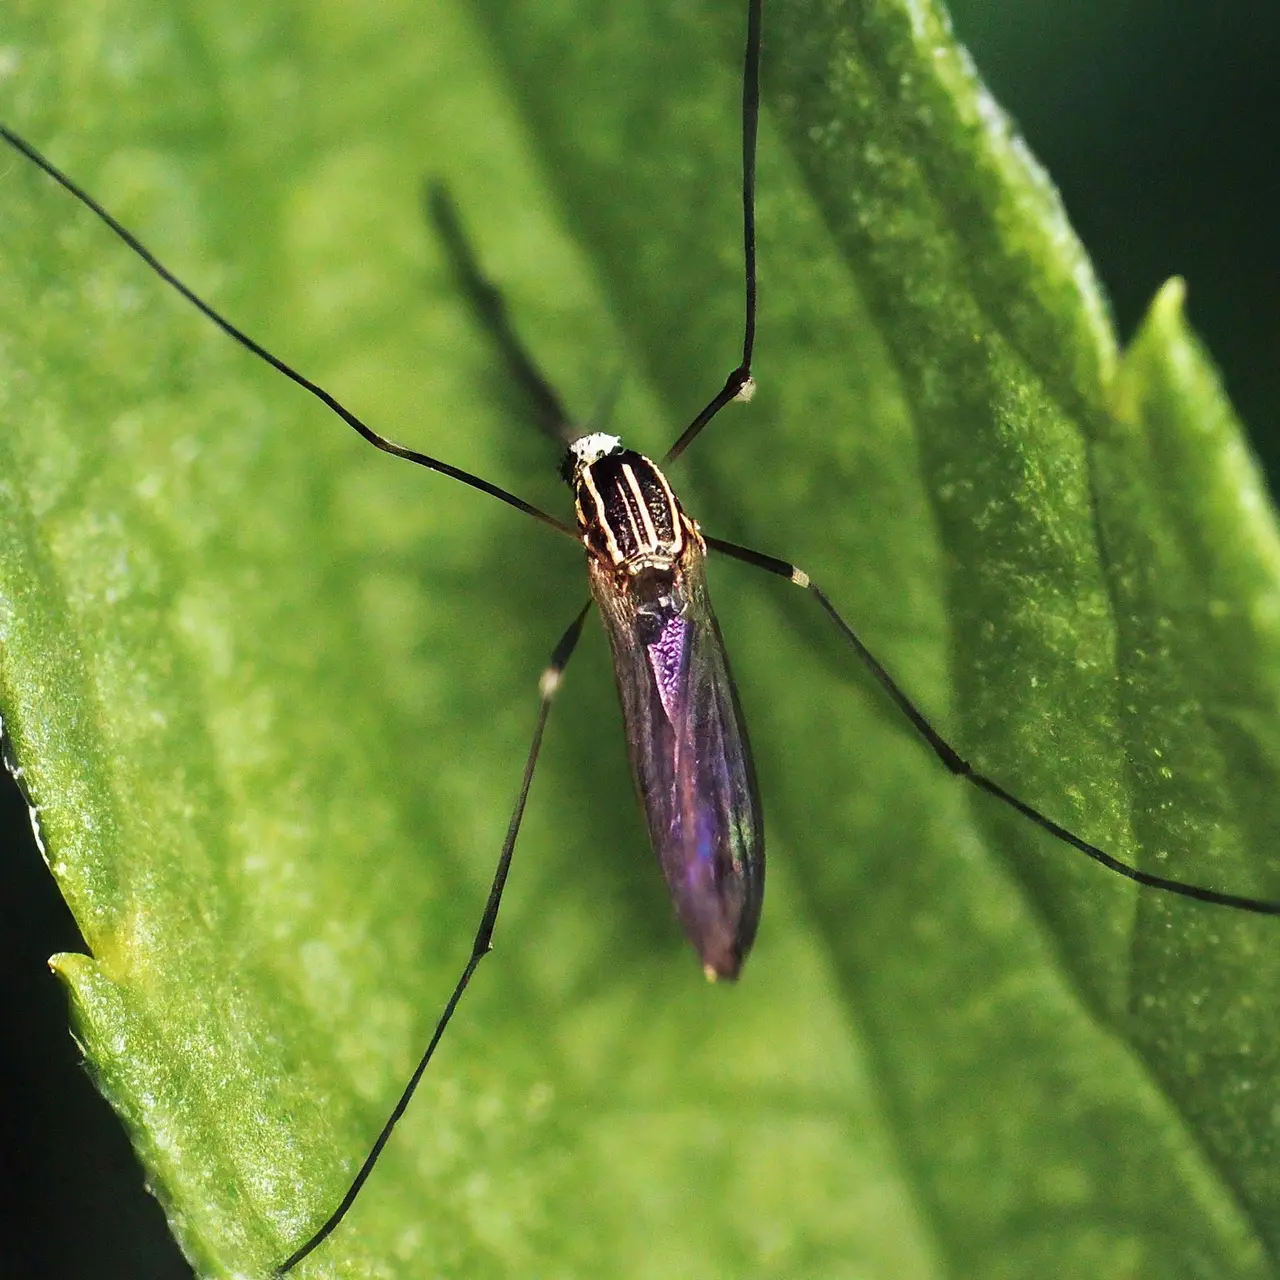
xmin=589 ymin=546 xmax=764 ymax=979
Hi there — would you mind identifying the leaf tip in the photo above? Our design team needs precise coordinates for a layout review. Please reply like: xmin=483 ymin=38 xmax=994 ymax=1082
xmin=1109 ymin=276 xmax=1195 ymax=427
xmin=1150 ymin=275 xmax=1188 ymax=332
xmin=48 ymin=950 xmax=92 ymax=982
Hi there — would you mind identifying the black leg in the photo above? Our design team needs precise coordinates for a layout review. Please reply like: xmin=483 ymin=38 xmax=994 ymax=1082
xmin=424 ymin=0 xmax=764 ymax=467
xmin=0 ymin=126 xmax=575 ymax=540
xmin=274 ymin=603 xmax=592 ymax=1275
xmin=663 ymin=0 xmax=762 ymax=464
xmin=706 ymin=534 xmax=1280 ymax=916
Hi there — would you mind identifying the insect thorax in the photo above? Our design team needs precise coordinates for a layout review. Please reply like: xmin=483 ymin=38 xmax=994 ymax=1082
xmin=567 ymin=435 xmax=701 ymax=575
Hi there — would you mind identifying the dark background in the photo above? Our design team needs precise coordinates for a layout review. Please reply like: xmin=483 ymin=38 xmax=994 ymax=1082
xmin=1 ymin=3 xmax=1276 ymax=1275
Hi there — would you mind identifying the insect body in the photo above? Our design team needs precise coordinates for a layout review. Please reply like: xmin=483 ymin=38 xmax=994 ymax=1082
xmin=570 ymin=431 xmax=763 ymax=979
xmin=3 ymin=0 xmax=1280 ymax=1272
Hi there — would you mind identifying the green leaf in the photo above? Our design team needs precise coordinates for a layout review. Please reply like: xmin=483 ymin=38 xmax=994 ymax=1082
xmin=2 ymin=0 xmax=1279 ymax=1276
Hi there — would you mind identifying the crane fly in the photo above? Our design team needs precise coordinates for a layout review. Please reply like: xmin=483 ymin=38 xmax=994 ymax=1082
xmin=3 ymin=0 xmax=1280 ymax=1270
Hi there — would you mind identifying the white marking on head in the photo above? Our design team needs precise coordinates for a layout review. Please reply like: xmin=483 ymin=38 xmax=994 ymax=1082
xmin=569 ymin=432 xmax=622 ymax=471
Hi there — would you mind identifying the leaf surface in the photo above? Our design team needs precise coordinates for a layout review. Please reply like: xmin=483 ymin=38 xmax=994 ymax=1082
xmin=1 ymin=0 xmax=1278 ymax=1275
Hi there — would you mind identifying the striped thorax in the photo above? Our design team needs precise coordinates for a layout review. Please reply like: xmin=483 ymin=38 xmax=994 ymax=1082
xmin=564 ymin=432 xmax=703 ymax=574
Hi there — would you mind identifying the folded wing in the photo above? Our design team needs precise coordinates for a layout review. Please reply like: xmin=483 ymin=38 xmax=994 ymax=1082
xmin=589 ymin=546 xmax=764 ymax=979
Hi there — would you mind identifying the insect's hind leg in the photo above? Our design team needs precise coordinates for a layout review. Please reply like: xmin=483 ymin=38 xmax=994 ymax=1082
xmin=275 ymin=602 xmax=591 ymax=1275
xmin=426 ymin=182 xmax=581 ymax=446
xmin=705 ymin=533 xmax=1280 ymax=918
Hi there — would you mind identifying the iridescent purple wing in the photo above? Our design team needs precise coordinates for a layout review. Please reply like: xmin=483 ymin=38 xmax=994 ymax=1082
xmin=588 ymin=541 xmax=764 ymax=979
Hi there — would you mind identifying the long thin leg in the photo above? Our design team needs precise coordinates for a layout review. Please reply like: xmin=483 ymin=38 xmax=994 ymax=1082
xmin=663 ymin=0 xmax=762 ymax=464
xmin=0 ymin=126 xmax=576 ymax=540
xmin=426 ymin=0 xmax=762 ymax=468
xmin=275 ymin=603 xmax=592 ymax=1275
xmin=426 ymin=183 xmax=579 ymax=446
xmin=706 ymin=534 xmax=1280 ymax=916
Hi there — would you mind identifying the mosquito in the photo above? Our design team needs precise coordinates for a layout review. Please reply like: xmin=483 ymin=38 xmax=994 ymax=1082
xmin=3 ymin=0 xmax=1279 ymax=1270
